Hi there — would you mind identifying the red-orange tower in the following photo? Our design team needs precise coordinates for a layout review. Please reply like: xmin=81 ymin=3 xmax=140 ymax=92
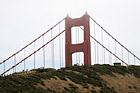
xmin=65 ymin=13 xmax=91 ymax=66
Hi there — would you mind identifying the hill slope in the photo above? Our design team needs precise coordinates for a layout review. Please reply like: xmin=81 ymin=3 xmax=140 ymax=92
xmin=0 ymin=64 xmax=140 ymax=93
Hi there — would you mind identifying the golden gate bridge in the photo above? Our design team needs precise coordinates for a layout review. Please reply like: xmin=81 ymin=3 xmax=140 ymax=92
xmin=0 ymin=13 xmax=140 ymax=76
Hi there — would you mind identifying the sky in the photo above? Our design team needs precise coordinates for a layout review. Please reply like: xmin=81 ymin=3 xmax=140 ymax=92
xmin=0 ymin=0 xmax=140 ymax=71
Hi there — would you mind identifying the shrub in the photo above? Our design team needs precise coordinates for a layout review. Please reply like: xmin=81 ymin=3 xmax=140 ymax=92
xmin=1 ymin=64 xmax=140 ymax=92
xmin=133 ymin=86 xmax=138 ymax=89
xmin=128 ymin=86 xmax=132 ymax=89
xmin=128 ymin=66 xmax=140 ymax=78
xmin=69 ymin=83 xmax=78 ymax=90
xmin=54 ymin=71 xmax=67 ymax=81
xmin=39 ymin=80 xmax=45 ymax=86
xmin=83 ymin=83 xmax=89 ymax=89
xmin=99 ymin=85 xmax=117 ymax=93
xmin=91 ymin=90 xmax=97 ymax=93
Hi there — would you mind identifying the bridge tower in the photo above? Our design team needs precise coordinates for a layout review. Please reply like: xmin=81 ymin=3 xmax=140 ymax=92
xmin=65 ymin=13 xmax=91 ymax=66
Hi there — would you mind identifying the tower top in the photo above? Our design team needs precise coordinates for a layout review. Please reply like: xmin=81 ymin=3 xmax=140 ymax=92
xmin=66 ymin=12 xmax=89 ymax=19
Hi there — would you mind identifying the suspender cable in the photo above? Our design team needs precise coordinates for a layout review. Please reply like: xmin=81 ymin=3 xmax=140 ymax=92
xmin=0 ymin=18 xmax=65 ymax=65
xmin=75 ymin=27 xmax=78 ymax=64
xmin=59 ymin=23 xmax=61 ymax=68
xmin=1 ymin=29 xmax=66 ymax=76
xmin=108 ymin=35 xmax=111 ymax=64
xmin=51 ymin=29 xmax=53 ymax=67
xmin=90 ymin=35 xmax=128 ymax=65
xmin=121 ymin=46 xmax=123 ymax=65
xmin=134 ymin=56 xmax=135 ymax=65
xmin=108 ymin=35 xmax=112 ymax=65
xmin=94 ymin=22 xmax=96 ymax=64
xmin=90 ymin=16 xmax=140 ymax=61
xmin=34 ymin=42 xmax=35 ymax=69
xmin=78 ymin=27 xmax=80 ymax=65
xmin=13 ymin=58 xmax=14 ymax=73
xmin=104 ymin=48 xmax=105 ymax=64
xmin=101 ymin=28 xmax=105 ymax=64
xmin=14 ymin=55 xmax=16 ymax=72
xmin=110 ymin=52 xmax=112 ymax=65
xmin=51 ymin=29 xmax=54 ymax=68
xmin=128 ymin=52 xmax=129 ymax=65
xmin=24 ymin=49 xmax=25 ymax=71
xmin=62 ymin=31 xmax=63 ymax=67
xmin=4 ymin=62 xmax=5 ymax=76
xmin=115 ymin=40 xmax=117 ymax=62
xmin=53 ymin=30 xmax=54 ymax=67
xmin=42 ymin=35 xmax=45 ymax=68
xmin=101 ymin=29 xmax=103 ymax=64
xmin=97 ymin=43 xmax=99 ymax=64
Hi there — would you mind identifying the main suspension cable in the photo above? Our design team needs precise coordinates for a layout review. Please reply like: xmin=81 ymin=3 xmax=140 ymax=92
xmin=90 ymin=16 xmax=140 ymax=61
xmin=0 ymin=29 xmax=66 ymax=76
xmin=0 ymin=18 xmax=65 ymax=65
xmin=90 ymin=35 xmax=128 ymax=66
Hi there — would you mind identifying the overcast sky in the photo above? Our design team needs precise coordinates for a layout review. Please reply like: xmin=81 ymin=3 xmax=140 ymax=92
xmin=0 ymin=0 xmax=140 ymax=63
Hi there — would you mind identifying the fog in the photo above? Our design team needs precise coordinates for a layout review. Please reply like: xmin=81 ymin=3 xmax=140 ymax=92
xmin=0 ymin=0 xmax=140 ymax=66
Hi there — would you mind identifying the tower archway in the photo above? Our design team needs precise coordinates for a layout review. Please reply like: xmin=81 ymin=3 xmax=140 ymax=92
xmin=65 ymin=13 xmax=91 ymax=66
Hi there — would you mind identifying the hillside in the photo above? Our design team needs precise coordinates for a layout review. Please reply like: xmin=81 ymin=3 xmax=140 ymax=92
xmin=0 ymin=64 xmax=140 ymax=93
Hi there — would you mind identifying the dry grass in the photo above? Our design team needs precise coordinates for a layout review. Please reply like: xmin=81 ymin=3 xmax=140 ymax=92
xmin=36 ymin=76 xmax=69 ymax=92
xmin=65 ymin=70 xmax=88 ymax=78
xmin=13 ymin=71 xmax=36 ymax=76
xmin=100 ymin=73 xmax=140 ymax=93
xmin=35 ymin=76 xmax=94 ymax=92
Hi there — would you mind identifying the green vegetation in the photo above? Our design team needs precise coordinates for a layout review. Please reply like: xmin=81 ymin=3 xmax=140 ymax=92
xmin=128 ymin=86 xmax=132 ymax=89
xmin=83 ymin=83 xmax=89 ymax=89
xmin=99 ymin=86 xmax=116 ymax=93
xmin=133 ymin=86 xmax=138 ymax=89
xmin=69 ymin=83 xmax=78 ymax=90
xmin=0 ymin=68 xmax=56 ymax=93
xmin=0 ymin=64 xmax=140 ymax=92
xmin=128 ymin=65 xmax=140 ymax=78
